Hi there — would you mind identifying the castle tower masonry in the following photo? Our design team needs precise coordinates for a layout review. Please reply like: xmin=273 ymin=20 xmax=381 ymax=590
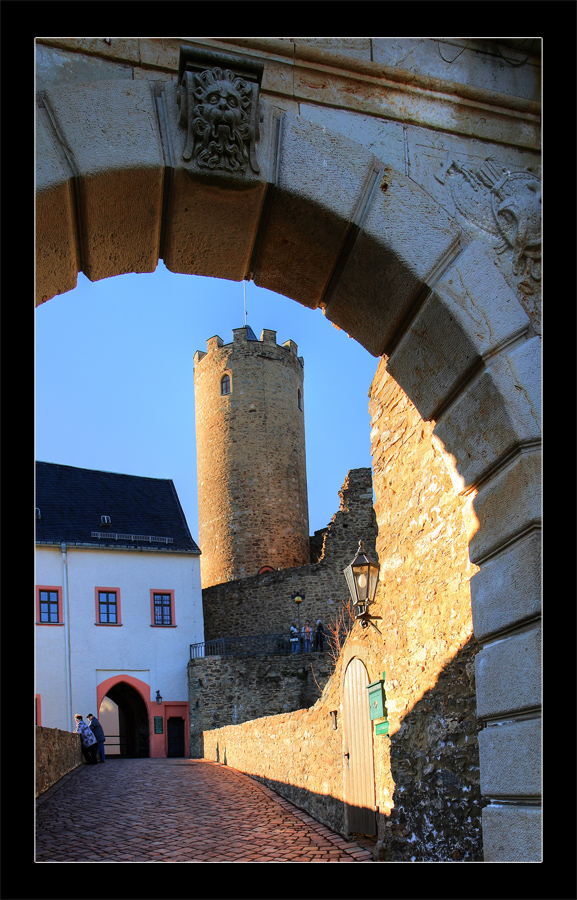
xmin=194 ymin=325 xmax=310 ymax=588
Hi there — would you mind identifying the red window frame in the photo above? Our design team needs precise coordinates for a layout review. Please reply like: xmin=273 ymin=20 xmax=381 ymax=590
xmin=150 ymin=589 xmax=176 ymax=627
xmin=36 ymin=585 xmax=63 ymax=625
xmin=95 ymin=586 xmax=122 ymax=625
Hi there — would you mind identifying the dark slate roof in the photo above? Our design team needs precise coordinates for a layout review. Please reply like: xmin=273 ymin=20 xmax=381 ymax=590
xmin=35 ymin=462 xmax=200 ymax=554
xmin=245 ymin=325 xmax=258 ymax=341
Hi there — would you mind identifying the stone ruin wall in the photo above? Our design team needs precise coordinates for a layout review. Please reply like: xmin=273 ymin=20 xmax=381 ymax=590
xmin=200 ymin=467 xmax=377 ymax=643
xmin=202 ymin=362 xmax=483 ymax=860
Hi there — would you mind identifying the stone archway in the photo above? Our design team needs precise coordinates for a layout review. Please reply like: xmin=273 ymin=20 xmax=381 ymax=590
xmin=36 ymin=61 xmax=541 ymax=860
xmin=105 ymin=682 xmax=150 ymax=758
xmin=97 ymin=675 xmax=151 ymax=759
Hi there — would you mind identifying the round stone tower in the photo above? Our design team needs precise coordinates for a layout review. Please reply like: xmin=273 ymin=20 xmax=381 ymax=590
xmin=194 ymin=325 xmax=310 ymax=588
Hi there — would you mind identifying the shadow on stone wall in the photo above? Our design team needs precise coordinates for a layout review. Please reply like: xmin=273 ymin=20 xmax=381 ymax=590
xmin=381 ymin=637 xmax=484 ymax=861
xmin=210 ymin=748 xmax=348 ymax=838
xmin=201 ymin=639 xmax=484 ymax=861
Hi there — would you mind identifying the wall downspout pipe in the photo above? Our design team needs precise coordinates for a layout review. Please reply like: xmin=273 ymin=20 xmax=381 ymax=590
xmin=61 ymin=542 xmax=73 ymax=731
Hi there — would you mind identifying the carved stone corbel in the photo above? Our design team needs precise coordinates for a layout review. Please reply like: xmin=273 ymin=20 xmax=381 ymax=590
xmin=176 ymin=45 xmax=264 ymax=175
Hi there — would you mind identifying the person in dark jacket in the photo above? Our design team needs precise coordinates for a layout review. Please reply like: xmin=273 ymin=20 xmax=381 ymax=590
xmin=314 ymin=619 xmax=325 ymax=651
xmin=87 ymin=713 xmax=106 ymax=763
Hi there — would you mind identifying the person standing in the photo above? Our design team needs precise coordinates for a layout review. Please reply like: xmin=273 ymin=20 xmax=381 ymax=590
xmin=87 ymin=713 xmax=106 ymax=763
xmin=290 ymin=620 xmax=300 ymax=653
xmin=303 ymin=620 xmax=312 ymax=652
xmin=74 ymin=714 xmax=98 ymax=764
xmin=314 ymin=619 xmax=325 ymax=652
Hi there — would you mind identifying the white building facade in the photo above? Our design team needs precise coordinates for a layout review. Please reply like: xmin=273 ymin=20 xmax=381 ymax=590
xmin=35 ymin=463 xmax=204 ymax=758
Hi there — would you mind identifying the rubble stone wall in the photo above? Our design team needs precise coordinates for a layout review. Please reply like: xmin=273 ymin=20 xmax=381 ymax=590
xmin=36 ymin=726 xmax=84 ymax=797
xmin=188 ymin=652 xmax=335 ymax=759
xmin=201 ymin=468 xmax=377 ymax=642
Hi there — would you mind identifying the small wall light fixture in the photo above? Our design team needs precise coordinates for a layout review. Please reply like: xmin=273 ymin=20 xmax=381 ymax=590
xmin=330 ymin=710 xmax=338 ymax=730
xmin=343 ymin=540 xmax=382 ymax=635
xmin=155 ymin=690 xmax=163 ymax=705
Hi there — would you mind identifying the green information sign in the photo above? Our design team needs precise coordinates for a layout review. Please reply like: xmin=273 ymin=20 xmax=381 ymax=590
xmin=375 ymin=720 xmax=389 ymax=736
xmin=154 ymin=716 xmax=164 ymax=734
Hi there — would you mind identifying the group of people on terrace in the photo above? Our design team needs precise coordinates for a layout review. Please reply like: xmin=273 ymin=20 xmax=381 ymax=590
xmin=290 ymin=618 xmax=325 ymax=653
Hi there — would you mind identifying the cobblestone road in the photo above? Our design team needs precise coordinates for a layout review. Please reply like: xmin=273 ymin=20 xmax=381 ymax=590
xmin=35 ymin=758 xmax=375 ymax=862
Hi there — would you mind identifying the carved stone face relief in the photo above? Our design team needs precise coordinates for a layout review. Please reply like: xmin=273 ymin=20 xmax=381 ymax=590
xmin=177 ymin=65 xmax=260 ymax=174
xmin=436 ymin=155 xmax=541 ymax=297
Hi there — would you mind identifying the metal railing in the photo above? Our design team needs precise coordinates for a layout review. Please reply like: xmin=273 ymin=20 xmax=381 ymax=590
xmin=190 ymin=630 xmax=346 ymax=660
xmin=91 ymin=531 xmax=173 ymax=544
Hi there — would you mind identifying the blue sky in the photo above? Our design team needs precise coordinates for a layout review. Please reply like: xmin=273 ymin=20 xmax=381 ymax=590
xmin=35 ymin=263 xmax=379 ymax=539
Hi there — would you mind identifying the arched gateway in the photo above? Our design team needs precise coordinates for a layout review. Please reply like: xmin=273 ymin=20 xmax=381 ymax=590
xmin=35 ymin=43 xmax=541 ymax=861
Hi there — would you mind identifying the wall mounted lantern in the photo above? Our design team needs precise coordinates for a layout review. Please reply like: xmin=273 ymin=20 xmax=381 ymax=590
xmin=155 ymin=690 xmax=163 ymax=705
xmin=343 ymin=540 xmax=382 ymax=635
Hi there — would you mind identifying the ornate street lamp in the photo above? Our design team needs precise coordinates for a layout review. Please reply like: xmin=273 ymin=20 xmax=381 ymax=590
xmin=343 ymin=540 xmax=382 ymax=634
xmin=291 ymin=591 xmax=304 ymax=644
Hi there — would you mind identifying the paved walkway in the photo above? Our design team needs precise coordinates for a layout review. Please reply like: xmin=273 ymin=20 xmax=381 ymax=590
xmin=35 ymin=759 xmax=375 ymax=862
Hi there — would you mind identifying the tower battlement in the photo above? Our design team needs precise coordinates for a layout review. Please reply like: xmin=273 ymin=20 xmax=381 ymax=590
xmin=194 ymin=326 xmax=303 ymax=367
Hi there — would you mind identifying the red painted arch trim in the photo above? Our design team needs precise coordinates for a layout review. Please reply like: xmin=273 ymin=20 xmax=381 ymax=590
xmin=96 ymin=674 xmax=169 ymax=758
xmin=96 ymin=673 xmax=151 ymax=713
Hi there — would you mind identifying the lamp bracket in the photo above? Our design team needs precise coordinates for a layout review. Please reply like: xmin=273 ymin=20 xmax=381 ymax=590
xmin=356 ymin=611 xmax=383 ymax=636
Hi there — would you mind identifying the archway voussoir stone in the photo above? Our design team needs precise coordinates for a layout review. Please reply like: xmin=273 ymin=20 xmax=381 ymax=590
xmin=253 ymin=113 xmax=380 ymax=308
xmin=80 ymin=167 xmax=165 ymax=283
xmin=42 ymin=80 xmax=164 ymax=175
xmin=41 ymin=80 xmax=165 ymax=285
xmin=475 ymin=626 xmax=541 ymax=719
xmin=161 ymin=167 xmax=268 ymax=283
xmin=324 ymin=164 xmax=461 ymax=356
xmin=478 ymin=718 xmax=541 ymax=799
xmin=469 ymin=449 xmax=541 ymax=566
xmin=36 ymin=114 xmax=79 ymax=304
xmin=481 ymin=806 xmax=541 ymax=863
xmin=433 ymin=241 xmax=532 ymax=347
xmin=470 ymin=530 xmax=541 ymax=640
xmin=386 ymin=242 xmax=532 ymax=420
xmin=253 ymin=190 xmax=350 ymax=308
xmin=36 ymin=182 xmax=79 ymax=305
xmin=433 ymin=337 xmax=541 ymax=489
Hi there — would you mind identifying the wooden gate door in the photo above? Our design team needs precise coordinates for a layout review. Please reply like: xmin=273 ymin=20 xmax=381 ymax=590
xmin=343 ymin=657 xmax=376 ymax=836
xmin=167 ymin=717 xmax=185 ymax=758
